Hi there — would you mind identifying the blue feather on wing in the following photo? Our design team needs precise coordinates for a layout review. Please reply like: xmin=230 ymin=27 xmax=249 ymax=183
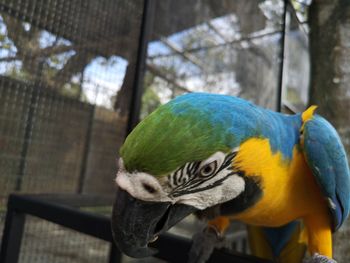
xmin=303 ymin=115 xmax=350 ymax=230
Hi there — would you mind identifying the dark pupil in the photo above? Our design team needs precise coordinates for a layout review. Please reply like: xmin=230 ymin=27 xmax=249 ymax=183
xmin=142 ymin=183 xmax=156 ymax=194
xmin=203 ymin=165 xmax=212 ymax=174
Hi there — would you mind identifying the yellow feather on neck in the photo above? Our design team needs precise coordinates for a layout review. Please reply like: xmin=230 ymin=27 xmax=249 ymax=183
xmin=231 ymin=138 xmax=327 ymax=227
xmin=230 ymin=137 xmax=332 ymax=258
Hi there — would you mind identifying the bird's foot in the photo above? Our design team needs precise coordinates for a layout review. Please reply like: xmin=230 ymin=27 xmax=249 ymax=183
xmin=187 ymin=225 xmax=227 ymax=263
xmin=303 ymin=254 xmax=337 ymax=263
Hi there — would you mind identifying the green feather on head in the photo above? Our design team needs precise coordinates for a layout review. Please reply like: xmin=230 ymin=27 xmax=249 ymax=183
xmin=120 ymin=96 xmax=233 ymax=176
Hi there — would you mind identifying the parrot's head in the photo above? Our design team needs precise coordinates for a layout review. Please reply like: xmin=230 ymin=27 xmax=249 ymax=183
xmin=111 ymin=93 xmax=261 ymax=257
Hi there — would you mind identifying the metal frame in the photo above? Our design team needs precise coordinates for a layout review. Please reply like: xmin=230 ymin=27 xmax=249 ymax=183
xmin=130 ymin=0 xmax=289 ymax=117
xmin=0 ymin=1 xmax=293 ymax=262
xmin=77 ymin=104 xmax=96 ymax=194
xmin=276 ymin=0 xmax=288 ymax=112
xmin=126 ymin=0 xmax=156 ymax=134
xmin=0 ymin=193 xmax=271 ymax=263
xmin=0 ymin=194 xmax=120 ymax=263
xmin=15 ymin=85 xmax=40 ymax=191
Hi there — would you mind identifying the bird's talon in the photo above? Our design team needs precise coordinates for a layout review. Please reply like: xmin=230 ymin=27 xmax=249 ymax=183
xmin=188 ymin=226 xmax=227 ymax=263
xmin=204 ymin=224 xmax=223 ymax=240
xmin=304 ymin=254 xmax=337 ymax=263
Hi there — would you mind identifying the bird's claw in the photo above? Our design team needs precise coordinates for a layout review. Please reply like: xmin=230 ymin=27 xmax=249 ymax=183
xmin=303 ymin=254 xmax=337 ymax=263
xmin=187 ymin=226 xmax=227 ymax=263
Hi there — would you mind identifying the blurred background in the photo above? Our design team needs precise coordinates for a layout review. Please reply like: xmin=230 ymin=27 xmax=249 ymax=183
xmin=0 ymin=0 xmax=349 ymax=262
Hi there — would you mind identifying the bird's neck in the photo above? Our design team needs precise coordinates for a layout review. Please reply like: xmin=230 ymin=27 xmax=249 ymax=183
xmin=230 ymin=137 xmax=327 ymax=227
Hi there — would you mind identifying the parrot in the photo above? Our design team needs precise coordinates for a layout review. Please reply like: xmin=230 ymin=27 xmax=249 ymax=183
xmin=111 ymin=93 xmax=350 ymax=263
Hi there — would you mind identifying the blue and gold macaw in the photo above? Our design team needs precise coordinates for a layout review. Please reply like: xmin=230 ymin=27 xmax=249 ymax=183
xmin=111 ymin=93 xmax=350 ymax=262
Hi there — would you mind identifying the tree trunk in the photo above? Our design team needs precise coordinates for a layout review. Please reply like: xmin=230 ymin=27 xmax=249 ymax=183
xmin=114 ymin=60 xmax=135 ymax=116
xmin=309 ymin=0 xmax=350 ymax=261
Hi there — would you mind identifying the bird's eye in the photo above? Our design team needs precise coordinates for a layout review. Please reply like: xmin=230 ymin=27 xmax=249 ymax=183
xmin=199 ymin=161 xmax=217 ymax=177
xmin=142 ymin=183 xmax=157 ymax=194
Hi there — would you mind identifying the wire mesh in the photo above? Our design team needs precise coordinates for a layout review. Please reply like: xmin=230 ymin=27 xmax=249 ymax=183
xmin=19 ymin=215 xmax=110 ymax=263
xmin=142 ymin=0 xmax=310 ymax=117
xmin=0 ymin=0 xmax=311 ymax=262
xmin=0 ymin=0 xmax=143 ymax=262
xmin=143 ymin=0 xmax=285 ymax=115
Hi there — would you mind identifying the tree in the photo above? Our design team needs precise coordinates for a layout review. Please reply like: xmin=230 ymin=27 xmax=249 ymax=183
xmin=0 ymin=13 xmax=95 ymax=97
xmin=309 ymin=0 xmax=350 ymax=261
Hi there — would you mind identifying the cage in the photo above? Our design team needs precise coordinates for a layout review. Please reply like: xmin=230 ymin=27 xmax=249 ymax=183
xmin=0 ymin=0 xmax=333 ymax=262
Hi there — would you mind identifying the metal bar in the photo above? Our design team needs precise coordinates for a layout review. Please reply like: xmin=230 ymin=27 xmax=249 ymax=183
xmin=0 ymin=205 xmax=26 ymax=263
xmin=0 ymin=194 xmax=271 ymax=263
xmin=108 ymin=244 xmax=122 ymax=263
xmin=4 ymin=194 xmax=114 ymax=242
xmin=150 ymin=234 xmax=271 ymax=263
xmin=77 ymin=105 xmax=95 ymax=193
xmin=15 ymin=60 xmax=45 ymax=191
xmin=126 ymin=0 xmax=156 ymax=134
xmin=15 ymin=86 xmax=38 ymax=191
xmin=276 ymin=0 xmax=288 ymax=112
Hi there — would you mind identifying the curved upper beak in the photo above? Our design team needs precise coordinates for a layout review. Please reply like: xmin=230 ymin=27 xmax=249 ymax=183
xmin=111 ymin=188 xmax=197 ymax=258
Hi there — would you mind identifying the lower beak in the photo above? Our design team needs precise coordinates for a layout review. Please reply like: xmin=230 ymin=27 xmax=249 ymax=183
xmin=111 ymin=188 xmax=197 ymax=258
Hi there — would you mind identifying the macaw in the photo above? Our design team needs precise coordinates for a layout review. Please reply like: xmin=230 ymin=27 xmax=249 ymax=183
xmin=111 ymin=93 xmax=350 ymax=263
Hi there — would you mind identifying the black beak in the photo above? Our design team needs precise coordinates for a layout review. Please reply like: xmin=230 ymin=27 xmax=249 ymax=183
xmin=111 ymin=188 xmax=197 ymax=258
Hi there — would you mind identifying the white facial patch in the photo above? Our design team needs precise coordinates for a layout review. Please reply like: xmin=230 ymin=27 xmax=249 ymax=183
xmin=115 ymin=159 xmax=173 ymax=203
xmin=200 ymin=151 xmax=226 ymax=170
xmin=115 ymin=149 xmax=245 ymax=210
xmin=175 ymin=172 xmax=245 ymax=209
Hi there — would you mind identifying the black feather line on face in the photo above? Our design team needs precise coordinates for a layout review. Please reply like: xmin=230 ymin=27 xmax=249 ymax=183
xmin=219 ymin=172 xmax=262 ymax=215
xmin=190 ymin=162 xmax=200 ymax=174
xmin=168 ymin=151 xmax=237 ymax=197
xmin=171 ymin=172 xmax=234 ymax=197
xmin=193 ymin=172 xmax=262 ymax=220
xmin=223 ymin=152 xmax=237 ymax=168
xmin=173 ymin=169 xmax=179 ymax=186
xmin=170 ymin=161 xmax=200 ymax=190
xmin=177 ymin=164 xmax=185 ymax=184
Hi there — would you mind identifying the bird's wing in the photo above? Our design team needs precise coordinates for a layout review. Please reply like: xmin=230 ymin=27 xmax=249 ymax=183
xmin=303 ymin=114 xmax=350 ymax=230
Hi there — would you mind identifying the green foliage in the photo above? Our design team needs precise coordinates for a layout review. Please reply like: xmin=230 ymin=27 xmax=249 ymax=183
xmin=140 ymin=73 xmax=161 ymax=119
xmin=61 ymin=82 xmax=82 ymax=98
xmin=6 ymin=65 xmax=31 ymax=81
xmin=0 ymin=14 xmax=89 ymax=101
xmin=141 ymin=87 xmax=161 ymax=119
